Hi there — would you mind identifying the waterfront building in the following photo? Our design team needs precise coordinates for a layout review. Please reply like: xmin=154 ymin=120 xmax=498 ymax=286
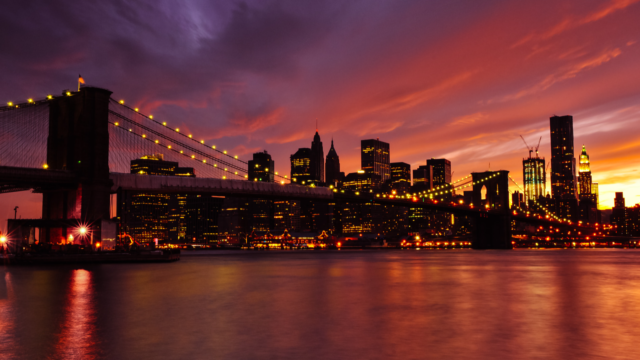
xmin=311 ymin=131 xmax=325 ymax=182
xmin=248 ymin=151 xmax=274 ymax=182
xmin=273 ymin=200 xmax=301 ymax=231
xmin=325 ymin=139 xmax=342 ymax=186
xmin=578 ymin=145 xmax=598 ymax=222
xmin=550 ymin=115 xmax=577 ymax=200
xmin=627 ymin=205 xmax=640 ymax=236
xmin=361 ymin=139 xmax=390 ymax=182
xmin=121 ymin=156 xmax=224 ymax=244
xmin=290 ymin=148 xmax=314 ymax=185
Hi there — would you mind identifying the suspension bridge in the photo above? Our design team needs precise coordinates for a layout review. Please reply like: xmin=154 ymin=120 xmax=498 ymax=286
xmin=0 ymin=86 xmax=599 ymax=249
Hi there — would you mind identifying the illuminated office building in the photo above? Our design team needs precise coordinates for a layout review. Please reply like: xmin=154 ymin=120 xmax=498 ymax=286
xmin=427 ymin=158 xmax=452 ymax=187
xmin=248 ymin=151 xmax=274 ymax=182
xmin=611 ymin=192 xmax=627 ymax=235
xmin=391 ymin=162 xmax=411 ymax=183
xmin=290 ymin=148 xmax=314 ymax=185
xmin=361 ymin=139 xmax=390 ymax=182
xmin=273 ymin=200 xmax=300 ymax=231
xmin=343 ymin=171 xmax=381 ymax=192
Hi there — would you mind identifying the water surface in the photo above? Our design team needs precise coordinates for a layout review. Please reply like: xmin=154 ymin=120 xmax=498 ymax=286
xmin=2 ymin=249 xmax=640 ymax=359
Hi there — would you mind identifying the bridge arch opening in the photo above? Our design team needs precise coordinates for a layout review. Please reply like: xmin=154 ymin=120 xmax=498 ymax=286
xmin=481 ymin=185 xmax=487 ymax=200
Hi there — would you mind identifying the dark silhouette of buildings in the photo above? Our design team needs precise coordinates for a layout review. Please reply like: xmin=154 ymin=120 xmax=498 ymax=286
xmin=311 ymin=131 xmax=325 ymax=183
xmin=550 ymin=115 xmax=577 ymax=199
xmin=122 ymin=155 xmax=222 ymax=243
xmin=611 ymin=192 xmax=627 ymax=235
xmin=550 ymin=115 xmax=579 ymax=220
xmin=361 ymin=139 xmax=390 ymax=182
xmin=248 ymin=151 xmax=274 ymax=182
xmin=325 ymin=139 xmax=342 ymax=186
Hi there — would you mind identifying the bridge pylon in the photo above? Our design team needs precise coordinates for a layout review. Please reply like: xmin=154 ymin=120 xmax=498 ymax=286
xmin=470 ymin=170 xmax=512 ymax=249
xmin=41 ymin=87 xmax=113 ymax=243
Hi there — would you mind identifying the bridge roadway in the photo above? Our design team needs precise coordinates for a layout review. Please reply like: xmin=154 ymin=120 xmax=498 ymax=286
xmin=109 ymin=172 xmax=333 ymax=200
xmin=0 ymin=166 xmax=77 ymax=193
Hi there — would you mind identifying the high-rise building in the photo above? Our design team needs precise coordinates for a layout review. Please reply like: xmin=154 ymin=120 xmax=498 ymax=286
xmin=426 ymin=159 xmax=452 ymax=187
xmin=325 ymin=139 xmax=341 ymax=185
xmin=611 ymin=192 xmax=627 ymax=235
xmin=550 ymin=115 xmax=577 ymax=199
xmin=578 ymin=145 xmax=598 ymax=222
xmin=512 ymin=191 xmax=524 ymax=209
xmin=523 ymin=153 xmax=545 ymax=202
xmin=412 ymin=165 xmax=432 ymax=191
xmin=578 ymin=145 xmax=593 ymax=196
xmin=311 ymin=131 xmax=325 ymax=183
xmin=248 ymin=151 xmax=274 ymax=182
xmin=343 ymin=170 xmax=382 ymax=193
xmin=390 ymin=162 xmax=411 ymax=183
xmin=361 ymin=139 xmax=390 ymax=182
xmin=291 ymin=148 xmax=313 ymax=185
xmin=592 ymin=183 xmax=600 ymax=208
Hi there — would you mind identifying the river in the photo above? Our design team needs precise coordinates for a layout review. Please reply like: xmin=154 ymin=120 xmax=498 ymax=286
xmin=1 ymin=249 xmax=640 ymax=359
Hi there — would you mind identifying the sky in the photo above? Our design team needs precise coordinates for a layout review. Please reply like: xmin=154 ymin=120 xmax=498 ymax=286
xmin=1 ymin=0 xmax=640 ymax=223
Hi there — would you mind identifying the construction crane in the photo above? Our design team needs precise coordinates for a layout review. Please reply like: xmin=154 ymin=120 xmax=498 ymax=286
xmin=520 ymin=135 xmax=543 ymax=158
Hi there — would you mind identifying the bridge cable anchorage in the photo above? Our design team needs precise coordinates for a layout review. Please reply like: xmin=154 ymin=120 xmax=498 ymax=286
xmin=110 ymin=99 xmax=291 ymax=182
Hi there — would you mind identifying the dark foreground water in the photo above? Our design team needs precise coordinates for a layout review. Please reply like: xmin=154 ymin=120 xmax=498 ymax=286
xmin=2 ymin=249 xmax=640 ymax=360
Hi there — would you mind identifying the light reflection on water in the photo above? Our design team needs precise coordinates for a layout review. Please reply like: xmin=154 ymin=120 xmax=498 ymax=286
xmin=2 ymin=250 xmax=640 ymax=360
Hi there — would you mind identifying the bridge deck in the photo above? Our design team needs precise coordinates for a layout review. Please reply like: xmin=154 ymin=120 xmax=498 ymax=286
xmin=109 ymin=173 xmax=333 ymax=200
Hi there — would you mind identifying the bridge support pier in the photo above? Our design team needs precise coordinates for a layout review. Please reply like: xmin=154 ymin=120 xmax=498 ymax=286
xmin=472 ymin=213 xmax=513 ymax=249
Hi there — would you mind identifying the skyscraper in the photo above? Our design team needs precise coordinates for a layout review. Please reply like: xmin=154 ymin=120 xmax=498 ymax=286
xmin=248 ymin=150 xmax=275 ymax=182
xmin=426 ymin=159 xmax=451 ymax=186
xmin=310 ymin=131 xmax=324 ymax=183
xmin=550 ymin=115 xmax=577 ymax=199
xmin=290 ymin=148 xmax=313 ymax=185
xmin=325 ymin=139 xmax=341 ymax=185
xmin=412 ymin=165 xmax=432 ymax=191
xmin=390 ymin=162 xmax=411 ymax=183
xmin=523 ymin=153 xmax=545 ymax=203
xmin=578 ymin=145 xmax=592 ymax=196
xmin=612 ymin=192 xmax=627 ymax=235
xmin=361 ymin=139 xmax=390 ymax=182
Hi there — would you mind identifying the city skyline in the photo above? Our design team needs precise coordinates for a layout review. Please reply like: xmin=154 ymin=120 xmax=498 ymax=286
xmin=2 ymin=0 xmax=640 ymax=223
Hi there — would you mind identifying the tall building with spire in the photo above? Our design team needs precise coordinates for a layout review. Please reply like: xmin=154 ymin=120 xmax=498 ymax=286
xmin=325 ymin=139 xmax=341 ymax=185
xmin=310 ymin=130 xmax=324 ymax=183
xmin=578 ymin=145 xmax=598 ymax=223
xmin=578 ymin=145 xmax=593 ymax=196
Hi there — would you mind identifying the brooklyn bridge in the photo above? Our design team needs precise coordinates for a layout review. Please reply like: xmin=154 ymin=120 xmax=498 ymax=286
xmin=0 ymin=87 xmax=600 ymax=250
